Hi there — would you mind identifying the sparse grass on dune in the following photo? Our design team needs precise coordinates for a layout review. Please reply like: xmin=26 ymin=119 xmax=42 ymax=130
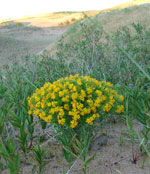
xmin=44 ymin=3 xmax=150 ymax=56
xmin=0 ymin=11 xmax=100 ymax=28
xmin=97 ymin=0 xmax=150 ymax=13
xmin=1 ymin=0 xmax=150 ymax=28
xmin=0 ymin=20 xmax=68 ymax=65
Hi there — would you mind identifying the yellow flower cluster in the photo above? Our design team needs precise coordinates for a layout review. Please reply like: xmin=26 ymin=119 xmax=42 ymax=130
xmin=28 ymin=75 xmax=124 ymax=128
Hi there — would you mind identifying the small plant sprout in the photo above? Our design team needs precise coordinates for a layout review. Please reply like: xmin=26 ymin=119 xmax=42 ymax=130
xmin=0 ymin=138 xmax=20 ymax=174
xmin=32 ymin=144 xmax=49 ymax=174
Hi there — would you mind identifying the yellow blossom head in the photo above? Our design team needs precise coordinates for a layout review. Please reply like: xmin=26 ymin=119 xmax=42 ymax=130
xmin=28 ymin=75 xmax=124 ymax=128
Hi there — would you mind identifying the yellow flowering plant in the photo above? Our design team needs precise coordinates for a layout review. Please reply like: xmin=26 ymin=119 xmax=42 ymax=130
xmin=28 ymin=75 xmax=124 ymax=128
xmin=28 ymin=74 xmax=124 ymax=128
xmin=28 ymin=74 xmax=124 ymax=163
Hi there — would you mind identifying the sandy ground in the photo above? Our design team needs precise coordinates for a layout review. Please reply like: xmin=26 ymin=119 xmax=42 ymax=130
xmin=1 ymin=120 xmax=150 ymax=174
xmin=39 ymin=121 xmax=150 ymax=174
xmin=0 ymin=22 xmax=70 ymax=65
xmin=0 ymin=11 xmax=100 ymax=66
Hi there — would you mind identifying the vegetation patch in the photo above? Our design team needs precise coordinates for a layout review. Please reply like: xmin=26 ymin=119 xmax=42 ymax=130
xmin=1 ymin=3 xmax=150 ymax=174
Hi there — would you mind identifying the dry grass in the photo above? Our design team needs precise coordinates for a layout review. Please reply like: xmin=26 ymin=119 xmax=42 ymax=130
xmin=96 ymin=4 xmax=150 ymax=33
xmin=0 ymin=11 xmax=100 ymax=28
xmin=44 ymin=2 xmax=150 ymax=55
xmin=1 ymin=0 xmax=150 ymax=56
xmin=99 ymin=0 xmax=150 ymax=12
xmin=1 ymin=1 xmax=150 ymax=28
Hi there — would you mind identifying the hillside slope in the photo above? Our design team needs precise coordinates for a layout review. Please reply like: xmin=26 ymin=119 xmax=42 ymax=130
xmin=0 ymin=11 xmax=100 ymax=28
xmin=44 ymin=3 xmax=150 ymax=55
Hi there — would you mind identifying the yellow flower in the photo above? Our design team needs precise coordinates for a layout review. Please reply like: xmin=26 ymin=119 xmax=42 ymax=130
xmin=81 ymin=90 xmax=86 ymax=97
xmin=83 ymin=108 xmax=88 ymax=114
xmin=28 ymin=110 xmax=32 ymax=115
xmin=86 ymin=117 xmax=94 ymax=125
xmin=116 ymin=105 xmax=124 ymax=114
xmin=33 ymin=110 xmax=40 ymax=117
xmin=35 ymin=88 xmax=39 ymax=93
xmin=119 ymin=95 xmax=124 ymax=102
xmin=49 ymin=108 xmax=55 ymax=114
xmin=92 ymin=114 xmax=96 ymax=119
xmin=91 ymin=106 xmax=96 ymax=113
xmin=80 ymin=111 xmax=85 ymax=116
xmin=103 ymin=103 xmax=112 ymax=112
xmin=95 ymin=113 xmax=100 ymax=118
xmin=64 ymin=104 xmax=70 ymax=110
xmin=53 ymin=87 xmax=60 ymax=93
xmin=68 ymin=83 xmax=74 ymax=89
xmin=51 ymin=93 xmax=56 ymax=99
xmin=70 ymin=120 xmax=78 ymax=128
xmin=40 ymin=90 xmax=45 ymax=96
xmin=87 ymin=108 xmax=91 ymax=114
xmin=94 ymin=98 xmax=101 ymax=107
xmin=58 ymin=118 xmax=65 ymax=125
xmin=45 ymin=115 xmax=52 ymax=123
xmin=105 ymin=88 xmax=109 ymax=92
xmin=109 ymin=96 xmax=115 ymax=105
xmin=73 ymin=86 xmax=77 ymax=92
xmin=77 ymin=103 xmax=84 ymax=111
xmin=34 ymin=96 xmax=40 ymax=102
xmin=110 ymin=89 xmax=118 ymax=96
xmin=73 ymin=114 xmax=80 ymax=120
xmin=96 ymin=90 xmax=102 ymax=96
xmin=59 ymin=91 xmax=64 ymax=97
xmin=79 ymin=90 xmax=86 ymax=101
xmin=77 ymin=78 xmax=82 ymax=85
xmin=109 ymin=99 xmax=115 ymax=105
xmin=102 ymin=95 xmax=107 ymax=101
xmin=52 ymin=101 xmax=57 ymax=107
xmin=39 ymin=111 xmax=46 ymax=119
xmin=41 ymin=102 xmax=45 ymax=109
xmin=58 ymin=110 xmax=64 ymax=117
xmin=27 ymin=97 xmax=31 ymax=104
xmin=106 ymin=82 xmax=113 ymax=87
xmin=35 ymin=102 xmax=41 ymax=108
xmin=62 ymin=96 xmax=69 ymax=102
xmin=87 ymin=88 xmax=93 ymax=94
xmin=71 ymin=93 xmax=78 ymax=100
xmin=87 ymin=99 xmax=93 ymax=106
xmin=47 ymin=102 xmax=51 ymax=107
xmin=69 ymin=111 xmax=74 ymax=116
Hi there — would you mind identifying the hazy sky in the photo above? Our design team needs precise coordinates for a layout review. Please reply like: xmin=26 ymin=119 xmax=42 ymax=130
xmin=0 ymin=0 xmax=132 ymax=20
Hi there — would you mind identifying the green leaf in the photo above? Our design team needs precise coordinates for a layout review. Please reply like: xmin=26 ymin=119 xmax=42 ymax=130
xmin=85 ymin=152 xmax=96 ymax=167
